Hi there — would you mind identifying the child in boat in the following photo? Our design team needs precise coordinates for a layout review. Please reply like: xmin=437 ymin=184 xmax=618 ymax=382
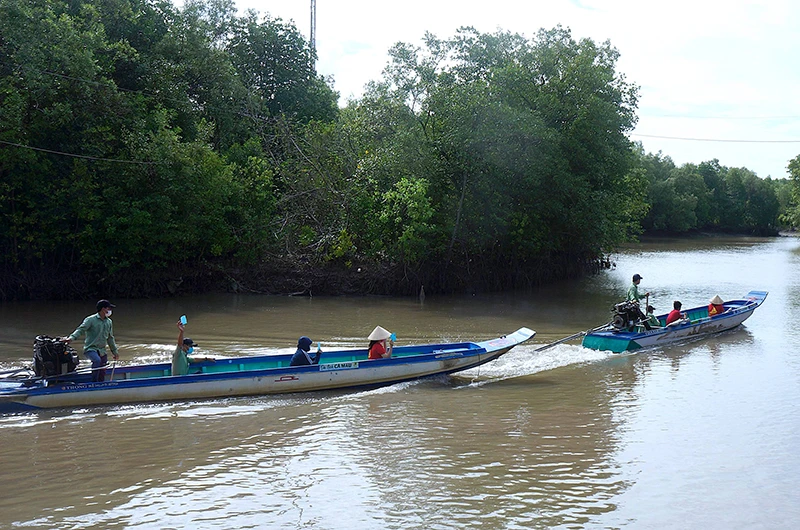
xmin=367 ymin=326 xmax=394 ymax=359
xmin=708 ymin=295 xmax=725 ymax=316
xmin=289 ymin=336 xmax=322 ymax=366
xmin=645 ymin=305 xmax=662 ymax=328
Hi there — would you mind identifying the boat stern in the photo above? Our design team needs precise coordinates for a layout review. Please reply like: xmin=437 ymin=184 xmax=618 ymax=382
xmin=581 ymin=332 xmax=642 ymax=353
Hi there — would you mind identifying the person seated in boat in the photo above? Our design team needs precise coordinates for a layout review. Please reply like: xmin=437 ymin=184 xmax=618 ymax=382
xmin=708 ymin=295 xmax=726 ymax=316
xmin=666 ymin=301 xmax=688 ymax=326
xmin=367 ymin=326 xmax=394 ymax=360
xmin=289 ymin=336 xmax=322 ymax=366
xmin=172 ymin=320 xmax=214 ymax=376
xmin=645 ymin=305 xmax=662 ymax=328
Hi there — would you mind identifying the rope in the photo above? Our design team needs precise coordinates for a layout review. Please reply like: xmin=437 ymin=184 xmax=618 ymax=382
xmin=533 ymin=323 xmax=611 ymax=352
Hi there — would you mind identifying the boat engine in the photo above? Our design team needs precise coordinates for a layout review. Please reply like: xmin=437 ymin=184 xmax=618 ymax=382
xmin=33 ymin=335 xmax=80 ymax=378
xmin=611 ymin=301 xmax=642 ymax=330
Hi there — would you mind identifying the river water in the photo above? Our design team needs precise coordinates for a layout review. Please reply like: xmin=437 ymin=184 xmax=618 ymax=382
xmin=0 ymin=236 xmax=798 ymax=529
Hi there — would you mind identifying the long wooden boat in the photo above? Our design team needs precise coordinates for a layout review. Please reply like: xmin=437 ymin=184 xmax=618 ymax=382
xmin=581 ymin=291 xmax=767 ymax=353
xmin=0 ymin=328 xmax=535 ymax=412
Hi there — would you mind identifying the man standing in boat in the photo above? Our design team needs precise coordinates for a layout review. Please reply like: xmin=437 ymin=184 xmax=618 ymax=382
xmin=626 ymin=274 xmax=652 ymax=329
xmin=62 ymin=299 xmax=119 ymax=382
xmin=626 ymin=274 xmax=650 ymax=304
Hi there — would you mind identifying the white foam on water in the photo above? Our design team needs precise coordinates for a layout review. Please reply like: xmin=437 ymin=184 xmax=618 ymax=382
xmin=454 ymin=343 xmax=613 ymax=387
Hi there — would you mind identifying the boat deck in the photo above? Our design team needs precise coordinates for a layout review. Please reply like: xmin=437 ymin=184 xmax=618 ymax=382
xmin=10 ymin=341 xmax=488 ymax=387
xmin=582 ymin=291 xmax=767 ymax=353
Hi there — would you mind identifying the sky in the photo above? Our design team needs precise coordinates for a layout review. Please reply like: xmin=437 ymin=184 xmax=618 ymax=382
xmin=232 ymin=0 xmax=800 ymax=179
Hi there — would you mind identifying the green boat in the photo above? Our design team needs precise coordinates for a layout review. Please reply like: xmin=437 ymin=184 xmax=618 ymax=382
xmin=581 ymin=291 xmax=767 ymax=353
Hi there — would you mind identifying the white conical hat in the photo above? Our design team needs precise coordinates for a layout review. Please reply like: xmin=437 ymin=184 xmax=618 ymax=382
xmin=710 ymin=295 xmax=724 ymax=305
xmin=368 ymin=325 xmax=391 ymax=341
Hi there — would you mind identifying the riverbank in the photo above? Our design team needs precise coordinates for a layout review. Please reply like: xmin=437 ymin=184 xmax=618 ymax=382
xmin=1 ymin=249 xmax=611 ymax=301
xmin=6 ymin=231 xmax=791 ymax=301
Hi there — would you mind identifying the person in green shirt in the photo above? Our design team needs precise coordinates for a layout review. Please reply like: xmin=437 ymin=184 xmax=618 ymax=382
xmin=645 ymin=305 xmax=662 ymax=328
xmin=625 ymin=274 xmax=652 ymax=329
xmin=63 ymin=299 xmax=119 ymax=382
xmin=172 ymin=319 xmax=214 ymax=376
xmin=626 ymin=274 xmax=650 ymax=302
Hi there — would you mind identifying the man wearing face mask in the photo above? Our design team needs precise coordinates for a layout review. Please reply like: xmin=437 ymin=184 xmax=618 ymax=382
xmin=172 ymin=319 xmax=214 ymax=376
xmin=63 ymin=299 xmax=119 ymax=382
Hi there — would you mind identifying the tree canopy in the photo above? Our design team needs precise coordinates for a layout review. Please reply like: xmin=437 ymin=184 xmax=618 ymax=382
xmin=0 ymin=0 xmax=795 ymax=300
xmin=635 ymin=149 xmax=783 ymax=235
xmin=785 ymin=155 xmax=800 ymax=228
xmin=303 ymin=26 xmax=646 ymax=291
xmin=0 ymin=0 xmax=336 ymax=297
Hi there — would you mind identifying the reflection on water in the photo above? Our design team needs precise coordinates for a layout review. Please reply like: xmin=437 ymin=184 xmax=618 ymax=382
xmin=1 ymin=235 xmax=800 ymax=528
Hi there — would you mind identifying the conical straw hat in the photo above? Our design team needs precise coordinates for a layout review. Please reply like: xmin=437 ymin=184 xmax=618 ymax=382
xmin=368 ymin=325 xmax=391 ymax=341
xmin=710 ymin=295 xmax=724 ymax=305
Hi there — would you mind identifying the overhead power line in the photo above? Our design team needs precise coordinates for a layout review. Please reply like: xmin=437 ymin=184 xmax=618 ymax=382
xmin=0 ymin=140 xmax=156 ymax=164
xmin=642 ymin=113 xmax=800 ymax=120
xmin=631 ymin=133 xmax=800 ymax=144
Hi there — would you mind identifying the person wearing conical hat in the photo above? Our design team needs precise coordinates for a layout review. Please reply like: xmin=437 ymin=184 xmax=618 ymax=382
xmin=367 ymin=325 xmax=394 ymax=360
xmin=708 ymin=295 xmax=725 ymax=316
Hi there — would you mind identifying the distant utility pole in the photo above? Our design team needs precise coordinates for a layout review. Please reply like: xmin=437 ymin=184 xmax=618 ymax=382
xmin=310 ymin=0 xmax=316 ymax=67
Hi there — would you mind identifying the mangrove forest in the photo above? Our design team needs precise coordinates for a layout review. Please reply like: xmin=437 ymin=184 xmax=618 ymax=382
xmin=1 ymin=0 xmax=798 ymax=300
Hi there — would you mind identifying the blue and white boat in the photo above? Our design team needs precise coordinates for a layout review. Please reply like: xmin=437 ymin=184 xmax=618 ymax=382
xmin=581 ymin=291 xmax=767 ymax=353
xmin=0 ymin=328 xmax=535 ymax=412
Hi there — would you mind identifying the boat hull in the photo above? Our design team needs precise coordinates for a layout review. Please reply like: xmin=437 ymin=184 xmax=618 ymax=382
xmin=0 ymin=328 xmax=535 ymax=412
xmin=582 ymin=291 xmax=767 ymax=353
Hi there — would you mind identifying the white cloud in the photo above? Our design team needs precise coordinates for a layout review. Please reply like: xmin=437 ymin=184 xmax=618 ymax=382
xmin=239 ymin=0 xmax=800 ymax=177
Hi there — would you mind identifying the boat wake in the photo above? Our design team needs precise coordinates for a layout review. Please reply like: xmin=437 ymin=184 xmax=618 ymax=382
xmin=453 ymin=343 xmax=612 ymax=387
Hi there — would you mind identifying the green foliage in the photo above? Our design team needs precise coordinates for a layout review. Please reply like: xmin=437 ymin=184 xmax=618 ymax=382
xmin=722 ymin=168 xmax=780 ymax=233
xmin=784 ymin=155 xmax=800 ymax=228
xmin=327 ymin=229 xmax=355 ymax=262
xmin=635 ymin=149 xmax=782 ymax=235
xmin=0 ymin=0 xmax=331 ymax=297
xmin=11 ymin=0 xmax=788 ymax=298
xmin=226 ymin=12 xmax=338 ymax=125
xmin=376 ymin=177 xmax=434 ymax=263
xmin=216 ymin=24 xmax=646 ymax=290
xmin=346 ymin=26 xmax=642 ymax=279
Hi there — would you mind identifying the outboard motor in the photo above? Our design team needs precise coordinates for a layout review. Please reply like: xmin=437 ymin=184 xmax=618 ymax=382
xmin=33 ymin=335 xmax=80 ymax=379
xmin=611 ymin=301 xmax=642 ymax=330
